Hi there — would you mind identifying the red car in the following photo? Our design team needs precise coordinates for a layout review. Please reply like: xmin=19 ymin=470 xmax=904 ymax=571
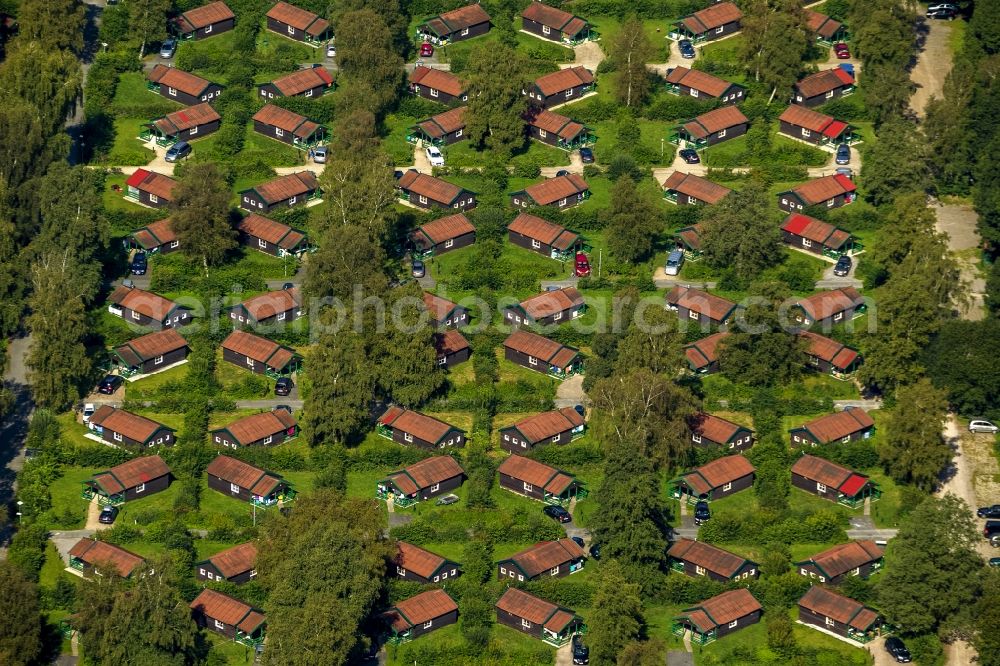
xmin=834 ymin=42 xmax=850 ymax=59
xmin=574 ymin=252 xmax=591 ymax=277
xmin=420 ymin=42 xmax=434 ymax=57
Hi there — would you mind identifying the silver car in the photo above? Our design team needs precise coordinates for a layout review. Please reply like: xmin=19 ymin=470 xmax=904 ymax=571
xmin=312 ymin=146 xmax=327 ymax=164
xmin=969 ymin=420 xmax=999 ymax=434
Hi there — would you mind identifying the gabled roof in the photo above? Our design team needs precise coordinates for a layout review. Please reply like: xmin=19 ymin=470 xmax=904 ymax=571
xmin=147 ymin=64 xmax=216 ymax=97
xmin=386 ymin=590 xmax=458 ymax=632
xmin=667 ymin=538 xmax=755 ymax=578
xmin=270 ymin=67 xmax=333 ymax=96
xmin=89 ymin=406 xmax=173 ymax=443
xmin=679 ymin=455 xmax=755 ymax=496
xmin=213 ymin=408 xmax=296 ymax=445
xmin=784 ymin=174 xmax=856 ymax=206
xmin=154 ymin=102 xmax=221 ymax=135
xmin=131 ymin=218 xmax=177 ymax=250
xmin=778 ymin=105 xmax=845 ymax=137
xmin=665 ymin=67 xmax=737 ymax=98
xmin=423 ymin=292 xmax=463 ymax=321
xmin=666 ymin=286 xmax=737 ymax=322
xmin=206 ymin=455 xmax=283 ymax=496
xmin=682 ymin=106 xmax=749 ymax=139
xmin=684 ymin=331 xmax=728 ymax=371
xmin=688 ymin=412 xmax=751 ymax=444
xmin=781 ymin=213 xmax=851 ymax=249
xmin=507 ymin=213 xmax=579 ymax=250
xmin=409 ymin=66 xmax=465 ymax=97
xmin=796 ymin=540 xmax=883 ymax=579
xmin=386 ymin=455 xmax=465 ymax=495
xmin=398 ymin=170 xmax=466 ymax=205
xmin=680 ymin=2 xmax=742 ymax=34
xmin=252 ymin=104 xmax=320 ymax=138
xmin=177 ymin=2 xmax=234 ymax=31
xmin=797 ymin=331 xmax=859 ymax=371
xmin=245 ymin=171 xmax=319 ymax=205
xmin=91 ymin=455 xmax=171 ymax=495
xmin=523 ymin=107 xmax=587 ymax=141
xmin=109 ymin=285 xmax=180 ymax=321
xmin=795 ymin=68 xmax=855 ymax=98
xmin=503 ymin=330 xmax=580 ymax=368
xmin=790 ymin=454 xmax=859 ymax=489
xmin=414 ymin=213 xmax=475 ymax=245
xmin=804 ymin=10 xmax=843 ymax=39
xmin=662 ymin=172 xmax=731 ymax=204
xmin=124 ymin=169 xmax=177 ymax=201
xmin=69 ymin=538 xmax=144 ymax=578
xmin=534 ymin=66 xmax=594 ymax=96
xmin=115 ymin=329 xmax=188 ymax=366
xmin=503 ymin=539 xmax=586 ymax=578
xmin=496 ymin=587 xmax=577 ymax=632
xmin=237 ymin=287 xmax=301 ymax=321
xmin=417 ymin=106 xmax=467 ymax=139
xmin=266 ymin=1 xmax=329 ymax=36
xmin=516 ymin=287 xmax=584 ymax=319
xmin=795 ymin=287 xmax=864 ymax=321
xmin=434 ymin=329 xmax=470 ymax=357
xmin=421 ymin=4 xmax=491 ymax=36
xmin=677 ymin=588 xmax=762 ymax=632
xmin=521 ymin=2 xmax=588 ymax=37
xmin=395 ymin=542 xmax=456 ymax=579
xmin=519 ymin=174 xmax=589 ymax=206
xmin=676 ymin=224 xmax=704 ymax=252
xmin=202 ymin=541 xmax=258 ymax=579
xmin=496 ymin=454 xmax=574 ymax=495
xmin=505 ymin=408 xmax=584 ymax=444
xmin=378 ymin=406 xmax=464 ymax=444
xmin=798 ymin=586 xmax=879 ymax=631
xmin=236 ymin=213 xmax=306 ymax=250
xmin=794 ymin=408 xmax=874 ymax=443
xmin=221 ymin=330 xmax=297 ymax=370
xmin=190 ymin=588 xmax=265 ymax=633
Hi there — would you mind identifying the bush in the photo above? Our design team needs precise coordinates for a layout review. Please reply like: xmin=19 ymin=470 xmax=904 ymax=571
xmin=644 ymin=94 xmax=714 ymax=122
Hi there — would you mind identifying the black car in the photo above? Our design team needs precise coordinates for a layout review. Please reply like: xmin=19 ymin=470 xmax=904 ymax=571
xmin=274 ymin=377 xmax=293 ymax=396
xmin=98 ymin=375 xmax=124 ymax=395
xmin=589 ymin=542 xmax=601 ymax=560
xmin=885 ymin=637 xmax=911 ymax=663
xmin=984 ymin=521 xmax=1000 ymax=538
xmin=678 ymin=39 xmax=696 ymax=59
xmin=978 ymin=505 xmax=1000 ymax=518
xmin=572 ymin=634 xmax=589 ymax=665
xmin=570 ymin=536 xmax=585 ymax=549
xmin=556 ymin=169 xmax=570 ymax=177
xmin=679 ymin=148 xmax=700 ymax=164
xmin=99 ymin=505 xmax=119 ymax=525
xmin=573 ymin=404 xmax=585 ymax=418
xmin=694 ymin=500 xmax=711 ymax=525
xmin=835 ymin=143 xmax=851 ymax=165
xmin=130 ymin=252 xmax=147 ymax=275
xmin=543 ymin=505 xmax=572 ymax=523
xmin=833 ymin=255 xmax=852 ymax=277
xmin=579 ymin=147 xmax=594 ymax=164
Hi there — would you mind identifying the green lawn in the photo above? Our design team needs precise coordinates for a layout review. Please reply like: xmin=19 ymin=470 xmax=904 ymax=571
xmin=47 ymin=466 xmax=100 ymax=529
xmin=702 ymin=130 xmax=830 ymax=169
xmin=102 ymin=171 xmax=142 ymax=213
xmin=111 ymin=72 xmax=182 ymax=118
xmin=188 ymin=121 xmax=307 ymax=168
xmin=386 ymin=622 xmax=553 ymax=666
xmin=96 ymin=117 xmax=156 ymax=166
xmin=589 ymin=112 xmax=677 ymax=166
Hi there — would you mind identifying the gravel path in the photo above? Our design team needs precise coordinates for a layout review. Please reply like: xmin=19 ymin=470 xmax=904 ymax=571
xmin=554 ymin=374 xmax=588 ymax=409
xmin=932 ymin=199 xmax=986 ymax=320
xmin=560 ymin=40 xmax=604 ymax=71
xmin=909 ymin=19 xmax=954 ymax=119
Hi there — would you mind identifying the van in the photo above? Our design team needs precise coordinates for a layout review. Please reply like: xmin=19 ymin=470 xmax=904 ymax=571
xmin=165 ymin=141 xmax=191 ymax=162
xmin=665 ymin=249 xmax=684 ymax=276
xmin=984 ymin=521 xmax=1000 ymax=538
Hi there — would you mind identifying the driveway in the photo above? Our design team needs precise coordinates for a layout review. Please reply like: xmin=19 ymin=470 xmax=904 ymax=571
xmin=909 ymin=19 xmax=954 ymax=119
xmin=932 ymin=199 xmax=986 ymax=320
xmin=540 ymin=150 xmax=584 ymax=177
xmin=554 ymin=374 xmax=588 ymax=409
xmin=938 ymin=415 xmax=998 ymax=559
xmin=559 ymin=40 xmax=604 ymax=71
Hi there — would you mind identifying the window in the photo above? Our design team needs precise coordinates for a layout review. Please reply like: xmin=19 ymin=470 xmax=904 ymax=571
xmin=430 ymin=483 xmax=440 ymax=492
xmin=554 ymin=312 xmax=563 ymax=321
xmin=550 ymin=566 xmax=559 ymax=575
xmin=695 ymin=565 xmax=706 ymax=576
xmin=559 ymin=198 xmax=568 ymax=206
xmin=419 ymin=195 xmax=428 ymax=204
xmin=818 ymin=576 xmax=826 ymax=582
xmin=461 ymin=28 xmax=469 ymax=36
xmin=189 ymin=125 xmax=199 ymax=137
xmin=275 ymin=127 xmax=284 ymax=137
xmin=852 ymin=567 xmax=860 ymax=576
xmin=455 ymin=129 xmax=463 ymax=138
xmin=396 ymin=566 xmax=406 ymax=575
xmin=521 ymin=441 xmax=526 ymax=448
xmin=718 ymin=129 xmax=727 ymax=139
xmin=214 ymin=436 xmax=221 ymax=443
xmin=802 ymin=128 xmax=811 ymax=138
xmin=688 ymin=310 xmax=699 ymax=320
xmin=802 ymin=239 xmax=812 ymax=248
xmin=131 ymin=310 xmax=141 ymax=321
xmin=199 ymin=568 xmax=206 ymax=576
xmin=451 ymin=569 xmax=457 ymax=576
xmin=250 ymin=569 xmax=257 ymax=578
xmin=170 ymin=240 xmax=179 ymax=248
xmin=246 ymin=358 xmax=254 ymax=368
xmin=539 ymin=129 xmax=548 ymax=138
xmin=826 ymin=90 xmax=835 ymax=99
xmin=230 ymin=483 xmax=240 ymax=494
xmin=722 ymin=482 xmax=732 ymax=491
xmin=542 ymin=25 xmax=551 ymax=35
xmin=531 ymin=239 xmax=541 ymax=249
xmin=553 ymin=433 xmax=561 ymax=443
xmin=215 ymin=620 xmax=225 ymax=630
xmin=566 ymin=88 xmax=573 ymax=98
xmin=749 ymin=569 xmax=756 ymax=576
xmin=827 ymin=198 xmax=836 ymax=208
xmin=692 ymin=434 xmax=702 ymax=443
xmin=423 ymin=620 xmax=433 ymax=629
xmin=201 ymin=95 xmax=207 ymax=101
xmin=690 ymin=89 xmax=699 ymax=98
xmin=523 ymin=482 xmax=533 ymax=492
xmin=800 ymin=568 xmax=808 ymax=575
xmin=728 ymin=620 xmax=738 ymax=628
xmin=825 ymin=617 xmax=835 ymax=627
xmin=289 ymin=196 xmax=297 ymax=205
xmin=433 ymin=575 xmax=440 ymax=582
xmin=136 ymin=483 xmax=146 ymax=493
xmin=793 ymin=435 xmax=801 ymax=443
xmin=715 ymin=26 xmax=724 ymax=33
xmin=263 ymin=435 xmax=273 ymax=445
xmin=430 ymin=88 xmax=439 ymax=98
xmin=168 ymin=87 xmax=177 ymax=97
xmin=781 ymin=198 xmax=788 ymax=206
xmin=518 ymin=574 xmax=524 ymax=581
xmin=796 ymin=95 xmax=803 ymax=102
xmin=305 ymin=90 xmax=313 ymax=98
xmin=503 ymin=434 xmax=510 ymax=441
xmin=522 ymin=618 xmax=533 ymax=628
xmin=437 ymin=356 xmax=447 ymax=365
xmin=528 ymin=356 xmax=538 ymax=366
xmin=113 ymin=432 xmax=123 ymax=442
xmin=500 ymin=567 xmax=507 ymax=575
xmin=154 ymin=355 xmax=164 ymax=365
xmin=205 ymin=24 xmax=213 ymax=34
xmin=287 ymin=25 xmax=295 ymax=35
xmin=149 ymin=194 xmax=159 ymax=204
xmin=444 ymin=239 xmax=454 ymax=248
xmin=514 ymin=197 xmax=521 ymax=205
xmin=816 ymin=482 xmax=827 ymax=492
xmin=207 ymin=571 xmax=215 ymax=580
xmin=834 ymin=312 xmax=844 ymax=322
xmin=277 ymin=312 xmax=286 ymax=321
xmin=841 ymin=434 xmax=850 ymax=442
xmin=688 ymin=195 xmax=698 ymax=204
xmin=404 ymin=433 xmax=413 ymax=443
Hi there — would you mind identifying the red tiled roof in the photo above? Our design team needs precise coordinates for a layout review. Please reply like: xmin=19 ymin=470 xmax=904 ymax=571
xmin=795 ymin=287 xmax=864 ymax=321
xmin=270 ymin=67 xmax=333 ymax=96
xmin=68 ymin=538 xmax=144 ymax=578
xmin=131 ymin=218 xmax=176 ymax=250
xmin=252 ymin=104 xmax=319 ymax=138
xmin=91 ymin=455 xmax=171 ymax=495
xmin=423 ymin=292 xmax=461 ymax=321
xmin=237 ymin=213 xmax=306 ymax=250
xmin=418 ymin=106 xmax=467 ymax=139
xmin=798 ymin=331 xmax=859 ymax=371
xmin=796 ymin=408 xmax=874 ymax=443
xmin=178 ymin=2 xmax=234 ymax=31
xmin=682 ymin=106 xmax=748 ymax=139
xmin=205 ymin=542 xmax=258 ymax=578
xmin=386 ymin=455 xmax=465 ymax=495
xmin=781 ymin=213 xmax=851 ymax=249
xmin=248 ymin=172 xmax=319 ymax=204
xmin=115 ymin=329 xmax=187 ymax=364
xmin=507 ymin=408 xmax=584 ymax=443
xmin=662 ymin=172 xmax=731 ymax=204
xmin=779 ymin=105 xmax=838 ymax=134
xmin=684 ymin=331 xmax=728 ymax=370
xmin=517 ymin=287 xmax=583 ymax=319
xmin=238 ymin=287 xmax=301 ymax=321
xmin=688 ymin=412 xmax=749 ymax=444
xmin=666 ymin=286 xmax=737 ymax=322
xmin=534 ymin=66 xmax=593 ymax=96
xmin=147 ymin=64 xmax=215 ymax=97
xmin=496 ymin=587 xmax=577 ymax=632
xmin=524 ymin=107 xmax=586 ymax=141
xmin=799 ymin=586 xmax=879 ymax=631
xmin=677 ymin=589 xmax=762 ymax=632
xmin=786 ymin=174 xmax=856 ymax=206
xmin=395 ymin=542 xmax=453 ymax=579
xmin=680 ymin=455 xmax=755 ymax=495
xmin=667 ymin=538 xmax=753 ymax=578
xmin=434 ymin=329 xmax=470 ymax=356
xmin=497 ymin=454 xmax=574 ymax=494
xmin=796 ymin=68 xmax=855 ymax=99
xmin=507 ymin=213 xmax=579 ymax=249
xmin=398 ymin=170 xmax=465 ymax=205
xmin=387 ymin=589 xmax=458 ymax=631
xmin=415 ymin=214 xmax=475 ymax=245
xmin=109 ymin=285 xmax=180 ymax=320
xmin=422 ymin=4 xmax=491 ymax=35
xmin=215 ymin=408 xmax=295 ymax=445
xmin=267 ymin=1 xmax=329 ymax=36
xmin=521 ymin=174 xmax=589 ymax=206
xmin=206 ymin=455 xmax=282 ymax=496
xmin=521 ymin=2 xmax=587 ymax=36
xmin=89 ymin=406 xmax=172 ymax=443
xmin=805 ymin=9 xmax=842 ymax=39
xmin=505 ymin=539 xmax=585 ymax=577
xmin=680 ymin=2 xmax=742 ymax=34
xmin=378 ymin=406 xmax=463 ymax=444
xmin=190 ymin=588 xmax=265 ymax=633
xmin=798 ymin=540 xmax=883 ymax=578
xmin=503 ymin=330 xmax=579 ymax=366
xmin=410 ymin=66 xmax=465 ymax=97
xmin=124 ymin=169 xmax=177 ymax=201
xmin=154 ymin=102 xmax=220 ymax=135
xmin=665 ymin=67 xmax=734 ymax=98
xmin=790 ymin=454 xmax=856 ymax=489
xmin=221 ymin=330 xmax=296 ymax=370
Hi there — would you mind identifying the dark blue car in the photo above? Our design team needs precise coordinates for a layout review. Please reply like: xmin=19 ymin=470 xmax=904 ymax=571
xmin=835 ymin=143 xmax=851 ymax=165
xmin=679 ymin=40 xmax=695 ymax=59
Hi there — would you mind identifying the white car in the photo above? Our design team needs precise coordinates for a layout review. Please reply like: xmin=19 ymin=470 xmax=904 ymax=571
xmin=82 ymin=403 xmax=96 ymax=423
xmin=425 ymin=146 xmax=445 ymax=167
xmin=969 ymin=420 xmax=999 ymax=434
xmin=927 ymin=3 xmax=957 ymax=11
xmin=326 ymin=42 xmax=336 ymax=58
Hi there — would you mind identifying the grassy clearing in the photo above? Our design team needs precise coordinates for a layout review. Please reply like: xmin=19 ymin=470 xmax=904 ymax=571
xmin=703 ymin=130 xmax=830 ymax=169
xmin=96 ymin=117 xmax=156 ymax=166
xmin=111 ymin=73 xmax=182 ymax=117
xmin=386 ymin=622 xmax=553 ymax=666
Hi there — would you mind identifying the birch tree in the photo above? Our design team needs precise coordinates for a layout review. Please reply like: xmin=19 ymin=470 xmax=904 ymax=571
xmin=611 ymin=15 xmax=653 ymax=107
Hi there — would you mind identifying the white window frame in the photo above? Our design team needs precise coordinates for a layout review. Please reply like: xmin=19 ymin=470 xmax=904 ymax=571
xmin=531 ymin=239 xmax=541 ymax=249
xmin=500 ymin=567 xmax=507 ymax=575
xmin=113 ymin=432 xmax=123 ymax=442
xmin=542 ymin=25 xmax=551 ymax=35
xmin=523 ymin=482 xmax=533 ymax=492
xmin=539 ymin=129 xmax=548 ymax=138
xmin=690 ymin=89 xmax=699 ymax=98
xmin=215 ymin=619 xmax=225 ymax=630
xmin=715 ymin=26 xmax=724 ymax=34
xmin=149 ymin=194 xmax=159 ymax=204
xmin=397 ymin=566 xmax=406 ymax=575
xmin=287 ymin=25 xmax=295 ymax=35
xmin=444 ymin=239 xmax=454 ymax=248
xmin=275 ymin=128 xmax=284 ymax=137
xmin=154 ymin=355 xmax=164 ymax=365
xmin=827 ymin=198 xmax=836 ymax=207
xmin=566 ymin=88 xmax=573 ymax=98
xmin=431 ymin=483 xmax=440 ymax=492
xmin=802 ymin=238 xmax=813 ymax=248
xmin=692 ymin=434 xmax=702 ymax=443
xmin=800 ymin=568 xmax=808 ymax=575
xmin=522 ymin=618 xmax=532 ymax=627
xmin=722 ymin=482 xmax=732 ymax=491
xmin=246 ymin=357 xmax=254 ymax=367
xmin=826 ymin=90 xmax=835 ymax=99
xmin=263 ymin=435 xmax=273 ymax=445
xmin=688 ymin=310 xmax=699 ymax=320
xmin=552 ymin=433 xmax=561 ymax=442
xmin=461 ymin=27 xmax=469 ymax=36
xmin=289 ymin=196 xmax=297 ymax=205
xmin=404 ymin=432 xmax=413 ymax=443
xmin=550 ymin=566 xmax=559 ymax=576
xmin=305 ymin=90 xmax=313 ymax=98
xmin=214 ymin=435 xmax=221 ymax=443
xmin=816 ymin=482 xmax=827 ymax=492
xmin=423 ymin=620 xmax=433 ymax=629
xmin=695 ymin=565 xmax=706 ymax=576
xmin=528 ymin=356 xmax=538 ymax=366
xmin=559 ymin=197 xmax=568 ymax=206
xmin=230 ymin=483 xmax=240 ymax=494
xmin=834 ymin=312 xmax=844 ymax=322
xmin=190 ymin=125 xmax=199 ymax=136
xmin=205 ymin=24 xmax=213 ymax=34
xmin=277 ymin=312 xmax=286 ymax=321
xmin=168 ymin=87 xmax=177 ymax=97
xmin=554 ymin=311 xmax=563 ymax=321
xmin=841 ymin=434 xmax=850 ymax=442
xmin=131 ymin=310 xmax=141 ymax=321
xmin=825 ymin=617 xmax=835 ymax=627
xmin=728 ymin=620 xmax=738 ymax=628
xmin=802 ymin=128 xmax=811 ymax=138
xmin=170 ymin=240 xmax=179 ymax=248
xmin=250 ymin=569 xmax=257 ymax=578
xmin=419 ymin=195 xmax=428 ymax=204
xmin=718 ymin=129 xmax=727 ymax=139
xmin=430 ymin=88 xmax=439 ymax=98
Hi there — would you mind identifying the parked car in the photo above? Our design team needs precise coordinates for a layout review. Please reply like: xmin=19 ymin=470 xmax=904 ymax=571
xmin=990 ymin=557 xmax=1000 ymax=567
xmin=420 ymin=42 xmax=434 ymax=57
xmin=82 ymin=403 xmax=96 ymax=423
xmin=833 ymin=42 xmax=850 ymax=59
xmin=836 ymin=167 xmax=853 ymax=179
xmin=570 ymin=536 xmax=585 ymax=549
xmin=679 ymin=148 xmax=700 ymax=164
xmin=543 ymin=505 xmax=572 ymax=523
xmin=835 ymin=143 xmax=851 ymax=165
xmin=572 ymin=635 xmax=590 ymax=665
xmin=282 ymin=282 xmax=295 ymax=290
xmin=99 ymin=505 xmax=120 ymax=525
xmin=927 ymin=3 xmax=957 ymax=11
xmin=411 ymin=260 xmax=425 ymax=278
xmin=665 ymin=249 xmax=684 ymax=276
xmin=274 ymin=377 xmax=293 ymax=396
xmin=833 ymin=255 xmax=852 ymax=277
xmin=927 ymin=7 xmax=956 ymax=19
xmin=992 ymin=534 xmax=1000 ymax=548
xmin=573 ymin=404 xmax=585 ymax=419
xmin=164 ymin=140 xmax=191 ymax=163
xmin=312 ymin=146 xmax=327 ymax=163
xmin=556 ymin=169 xmax=570 ymax=177
xmin=969 ymin=420 xmax=999 ymax=433
xmin=589 ymin=542 xmax=601 ymax=559
xmin=979 ymin=505 xmax=1000 ymax=518
xmin=885 ymin=637 xmax=912 ymax=663
xmin=426 ymin=146 xmax=445 ymax=167
xmin=575 ymin=252 xmax=591 ymax=277
xmin=159 ymin=38 xmax=177 ymax=59
xmin=326 ymin=42 xmax=336 ymax=58
xmin=678 ymin=39 xmax=696 ymax=59
xmin=694 ymin=500 xmax=711 ymax=525
xmin=98 ymin=375 xmax=123 ymax=395
xmin=984 ymin=521 xmax=1000 ymax=538
xmin=130 ymin=251 xmax=147 ymax=275
xmin=435 ymin=493 xmax=460 ymax=506
xmin=579 ymin=147 xmax=594 ymax=164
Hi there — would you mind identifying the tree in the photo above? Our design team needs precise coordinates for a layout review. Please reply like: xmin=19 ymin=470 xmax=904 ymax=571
xmin=923 ymin=320 xmax=1000 ymax=419
xmin=127 ymin=0 xmax=171 ymax=57
xmin=32 ymin=164 xmax=107 ymax=267
xmin=258 ymin=490 xmax=394 ymax=666
xmin=314 ymin=445 xmax=349 ymax=492
xmin=877 ymin=494 xmax=982 ymax=635
xmin=610 ymin=15 xmax=654 ymax=107
xmin=699 ymin=182 xmax=782 ymax=285
xmin=0 ymin=41 xmax=83 ymax=136
xmin=0 ymin=562 xmax=42 ymax=665
xmin=605 ymin=177 xmax=661 ymax=263
xmin=170 ymin=163 xmax=236 ymax=271
xmin=305 ymin=331 xmax=375 ymax=445
xmin=458 ymin=533 xmax=495 ymax=649
xmin=317 ymin=141 xmax=397 ymax=240
xmin=371 ymin=284 xmax=445 ymax=406
xmin=974 ymin=571 xmax=1000 ymax=666
xmin=613 ymin=305 xmax=684 ymax=376
xmin=464 ymin=43 xmax=531 ymax=157
xmin=335 ymin=9 xmax=403 ymax=118
xmin=14 ymin=0 xmax=86 ymax=53
xmin=719 ymin=288 xmax=804 ymax=387
xmin=880 ymin=378 xmax=951 ymax=491
xmin=739 ymin=0 xmax=811 ymax=99
xmin=974 ymin=133 xmax=1000 ymax=249
xmin=860 ymin=116 xmax=930 ymax=206
xmin=587 ymin=561 xmax=645 ymax=666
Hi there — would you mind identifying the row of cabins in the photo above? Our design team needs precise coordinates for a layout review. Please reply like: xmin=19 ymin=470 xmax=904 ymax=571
xmin=396 ymin=170 xmax=591 ymax=213
xmin=685 ymin=329 xmax=862 ymax=378
xmin=416 ymin=1 xmax=592 ymax=46
xmin=665 ymin=170 xmax=857 ymax=214
xmin=124 ymin=168 xmax=321 ymax=213
xmin=170 ymin=2 xmax=333 ymax=47
xmin=128 ymin=213 xmax=308 ymax=258
xmin=670 ymin=2 xmax=848 ymax=50
xmin=408 ymin=63 xmax=594 ymax=111
xmin=665 ymin=284 xmax=866 ymax=329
